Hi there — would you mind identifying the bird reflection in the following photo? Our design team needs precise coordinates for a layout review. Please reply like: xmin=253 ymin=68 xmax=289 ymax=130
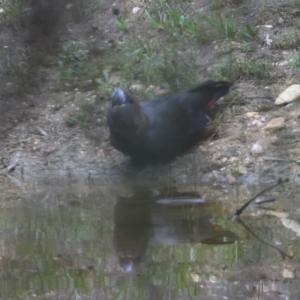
xmin=113 ymin=187 xmax=237 ymax=272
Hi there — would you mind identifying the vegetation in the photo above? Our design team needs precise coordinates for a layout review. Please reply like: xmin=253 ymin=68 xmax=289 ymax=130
xmin=0 ymin=0 xmax=299 ymax=128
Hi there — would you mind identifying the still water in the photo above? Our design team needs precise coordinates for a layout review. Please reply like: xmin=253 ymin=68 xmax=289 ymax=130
xmin=0 ymin=174 xmax=299 ymax=300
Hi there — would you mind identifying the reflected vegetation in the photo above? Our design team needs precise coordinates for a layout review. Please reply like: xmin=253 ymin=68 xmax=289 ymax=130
xmin=0 ymin=178 xmax=299 ymax=299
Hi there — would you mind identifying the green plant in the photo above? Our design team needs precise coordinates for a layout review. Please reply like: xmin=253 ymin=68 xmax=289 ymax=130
xmin=208 ymin=0 xmax=226 ymax=10
xmin=115 ymin=16 xmax=129 ymax=32
xmin=240 ymin=42 xmax=250 ymax=53
xmin=146 ymin=1 xmax=208 ymax=41
xmin=66 ymin=102 xmax=95 ymax=128
xmin=271 ymin=28 xmax=300 ymax=49
xmin=113 ymin=36 xmax=198 ymax=90
xmin=203 ymin=13 xmax=238 ymax=39
xmin=58 ymin=41 xmax=89 ymax=81
xmin=212 ymin=55 xmax=271 ymax=81
xmin=0 ymin=0 xmax=28 ymax=21
xmin=51 ymin=94 xmax=70 ymax=112
xmin=289 ymin=50 xmax=300 ymax=68
xmin=239 ymin=24 xmax=260 ymax=41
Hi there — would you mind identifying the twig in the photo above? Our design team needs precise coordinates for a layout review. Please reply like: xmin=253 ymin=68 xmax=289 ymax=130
xmin=237 ymin=218 xmax=293 ymax=260
xmin=251 ymin=198 xmax=276 ymax=205
xmin=232 ymin=178 xmax=289 ymax=220
xmin=263 ymin=156 xmax=300 ymax=165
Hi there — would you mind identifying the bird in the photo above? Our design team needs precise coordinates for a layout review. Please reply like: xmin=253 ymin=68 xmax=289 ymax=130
xmin=107 ymin=80 xmax=232 ymax=164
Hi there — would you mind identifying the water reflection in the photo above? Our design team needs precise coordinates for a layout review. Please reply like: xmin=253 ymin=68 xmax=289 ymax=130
xmin=114 ymin=188 xmax=237 ymax=273
xmin=0 ymin=178 xmax=299 ymax=299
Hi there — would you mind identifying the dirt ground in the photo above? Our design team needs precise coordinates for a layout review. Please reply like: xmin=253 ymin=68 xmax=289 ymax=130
xmin=1 ymin=0 xmax=300 ymax=196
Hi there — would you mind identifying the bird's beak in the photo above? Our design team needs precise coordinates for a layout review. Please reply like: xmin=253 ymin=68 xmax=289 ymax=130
xmin=111 ymin=88 xmax=126 ymax=107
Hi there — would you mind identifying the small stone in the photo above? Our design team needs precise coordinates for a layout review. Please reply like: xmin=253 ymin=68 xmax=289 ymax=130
xmin=132 ymin=7 xmax=140 ymax=14
xmin=221 ymin=157 xmax=228 ymax=164
xmin=251 ymin=143 xmax=263 ymax=155
xmin=191 ymin=272 xmax=200 ymax=283
xmin=275 ymin=84 xmax=300 ymax=105
xmin=282 ymin=266 xmax=296 ymax=279
xmin=130 ymin=84 xmax=144 ymax=92
xmin=264 ymin=117 xmax=285 ymax=131
xmin=155 ymin=87 xmax=167 ymax=95
xmin=227 ymin=174 xmax=236 ymax=184
xmin=146 ymin=85 xmax=155 ymax=93
xmin=245 ymin=112 xmax=258 ymax=118
xmin=244 ymin=156 xmax=253 ymax=166
xmin=252 ymin=119 xmax=264 ymax=127
xmin=109 ymin=76 xmax=120 ymax=85
xmin=277 ymin=60 xmax=288 ymax=66
xmin=229 ymin=157 xmax=238 ymax=163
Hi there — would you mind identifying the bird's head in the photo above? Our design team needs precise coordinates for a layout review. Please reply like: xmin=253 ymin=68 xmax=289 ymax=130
xmin=111 ymin=88 xmax=135 ymax=107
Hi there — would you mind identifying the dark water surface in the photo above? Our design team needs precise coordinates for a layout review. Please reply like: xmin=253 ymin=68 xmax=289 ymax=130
xmin=0 ymin=176 xmax=299 ymax=300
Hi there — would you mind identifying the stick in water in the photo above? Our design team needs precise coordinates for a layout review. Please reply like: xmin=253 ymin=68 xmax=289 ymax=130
xmin=232 ymin=178 xmax=289 ymax=220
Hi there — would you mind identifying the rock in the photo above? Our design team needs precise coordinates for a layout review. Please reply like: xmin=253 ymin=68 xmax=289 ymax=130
xmin=229 ymin=157 xmax=238 ymax=163
xmin=130 ymin=84 xmax=144 ymax=92
xmin=244 ymin=156 xmax=253 ymax=166
xmin=109 ymin=76 xmax=120 ymax=85
xmin=282 ymin=266 xmax=296 ymax=279
xmin=146 ymin=85 xmax=155 ymax=93
xmin=275 ymin=84 xmax=300 ymax=105
xmin=132 ymin=7 xmax=140 ymax=14
xmin=245 ymin=112 xmax=258 ymax=118
xmin=146 ymin=85 xmax=167 ymax=95
xmin=241 ymin=173 xmax=258 ymax=185
xmin=221 ymin=157 xmax=228 ymax=164
xmin=227 ymin=174 xmax=236 ymax=184
xmin=251 ymin=143 xmax=263 ymax=155
xmin=252 ymin=119 xmax=264 ymax=127
xmin=264 ymin=117 xmax=285 ymax=131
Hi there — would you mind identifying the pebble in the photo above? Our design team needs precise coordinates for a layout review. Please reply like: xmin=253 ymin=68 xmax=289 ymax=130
xmin=244 ymin=156 xmax=253 ymax=166
xmin=229 ymin=157 xmax=238 ymax=163
xmin=227 ymin=174 xmax=236 ymax=184
xmin=245 ymin=112 xmax=258 ymax=118
xmin=221 ymin=157 xmax=228 ymax=164
xmin=251 ymin=143 xmax=263 ymax=155
xmin=132 ymin=7 xmax=140 ymax=14
xmin=109 ymin=76 xmax=120 ymax=85
xmin=130 ymin=84 xmax=144 ymax=92
xmin=275 ymin=84 xmax=300 ymax=105
xmin=264 ymin=117 xmax=285 ymax=131
xmin=252 ymin=119 xmax=264 ymax=127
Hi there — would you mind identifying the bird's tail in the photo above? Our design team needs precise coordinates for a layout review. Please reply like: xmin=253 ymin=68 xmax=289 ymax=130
xmin=188 ymin=80 xmax=233 ymax=107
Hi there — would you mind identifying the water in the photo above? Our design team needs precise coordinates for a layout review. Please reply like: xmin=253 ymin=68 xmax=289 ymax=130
xmin=0 ymin=175 xmax=299 ymax=300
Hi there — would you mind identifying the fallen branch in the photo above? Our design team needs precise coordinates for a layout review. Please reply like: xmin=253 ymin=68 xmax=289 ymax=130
xmin=232 ymin=178 xmax=289 ymax=220
xmin=263 ymin=156 xmax=300 ymax=165
xmin=237 ymin=218 xmax=293 ymax=260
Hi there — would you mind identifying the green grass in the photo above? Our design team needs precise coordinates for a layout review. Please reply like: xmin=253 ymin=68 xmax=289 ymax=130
xmin=66 ymin=102 xmax=96 ymax=128
xmin=203 ymin=13 xmax=238 ymax=40
xmin=112 ymin=36 xmax=198 ymax=91
xmin=239 ymin=24 xmax=260 ymax=41
xmin=289 ymin=50 xmax=300 ymax=68
xmin=271 ymin=28 xmax=300 ymax=49
xmin=0 ymin=0 xmax=28 ymax=21
xmin=212 ymin=55 xmax=272 ymax=81
xmin=115 ymin=16 xmax=129 ymax=32
xmin=58 ymin=41 xmax=90 ymax=81
xmin=146 ymin=1 xmax=208 ymax=42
